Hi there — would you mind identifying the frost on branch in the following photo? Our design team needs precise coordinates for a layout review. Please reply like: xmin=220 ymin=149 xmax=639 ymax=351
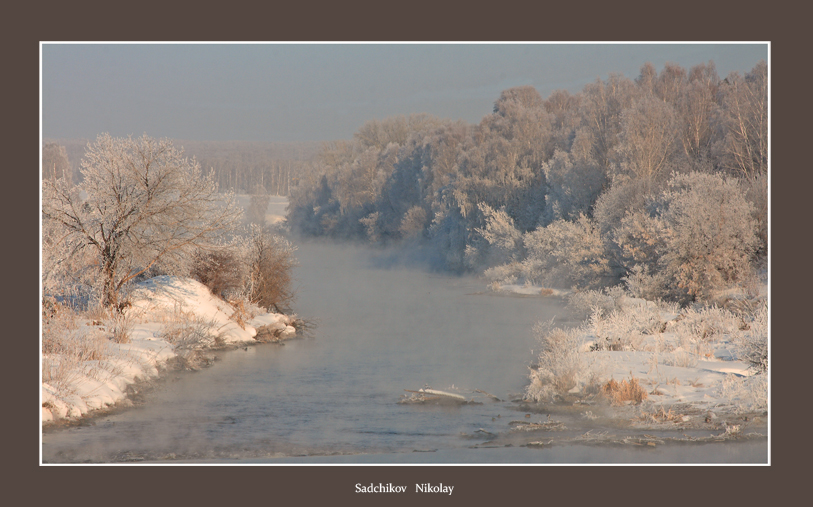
xmin=42 ymin=134 xmax=242 ymax=309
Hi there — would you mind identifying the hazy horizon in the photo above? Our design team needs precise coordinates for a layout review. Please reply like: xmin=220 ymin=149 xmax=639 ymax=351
xmin=42 ymin=43 xmax=768 ymax=143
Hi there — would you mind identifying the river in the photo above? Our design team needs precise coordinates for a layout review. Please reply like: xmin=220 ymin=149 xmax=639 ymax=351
xmin=41 ymin=238 xmax=767 ymax=464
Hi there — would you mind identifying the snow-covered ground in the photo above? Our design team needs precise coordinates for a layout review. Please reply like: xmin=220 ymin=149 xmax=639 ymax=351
xmin=41 ymin=276 xmax=297 ymax=424
xmin=494 ymin=281 xmax=769 ymax=428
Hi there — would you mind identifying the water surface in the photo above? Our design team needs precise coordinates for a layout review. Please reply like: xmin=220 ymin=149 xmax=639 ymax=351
xmin=41 ymin=240 xmax=766 ymax=464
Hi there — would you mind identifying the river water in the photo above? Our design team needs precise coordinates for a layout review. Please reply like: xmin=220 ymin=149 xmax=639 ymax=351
xmin=41 ymin=239 xmax=767 ymax=464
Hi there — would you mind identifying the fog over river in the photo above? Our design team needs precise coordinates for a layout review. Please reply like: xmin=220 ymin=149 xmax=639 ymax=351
xmin=41 ymin=238 xmax=766 ymax=463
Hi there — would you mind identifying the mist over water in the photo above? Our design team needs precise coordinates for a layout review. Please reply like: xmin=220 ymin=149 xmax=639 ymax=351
xmin=41 ymin=239 xmax=766 ymax=463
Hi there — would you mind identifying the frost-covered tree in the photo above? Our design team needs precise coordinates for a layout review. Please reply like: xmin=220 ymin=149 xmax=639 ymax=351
xmin=593 ymin=176 xmax=658 ymax=238
xmin=468 ymin=203 xmax=524 ymax=268
xmin=399 ymin=205 xmax=428 ymax=239
xmin=542 ymin=149 xmax=606 ymax=224
xmin=616 ymin=95 xmax=680 ymax=181
xmin=42 ymin=142 xmax=72 ymax=183
xmin=653 ymin=62 xmax=687 ymax=105
xmin=742 ymin=172 xmax=768 ymax=257
xmin=676 ymin=62 xmax=720 ymax=168
xmin=714 ymin=61 xmax=768 ymax=178
xmin=42 ymin=134 xmax=242 ymax=308
xmin=241 ymin=223 xmax=297 ymax=313
xmin=578 ymin=74 xmax=639 ymax=169
xmin=521 ymin=215 xmax=610 ymax=289
xmin=657 ymin=171 xmax=758 ymax=302
xmin=543 ymin=89 xmax=581 ymax=153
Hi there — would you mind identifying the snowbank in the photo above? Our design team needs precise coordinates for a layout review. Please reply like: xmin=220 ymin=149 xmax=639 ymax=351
xmin=42 ymin=276 xmax=297 ymax=425
xmin=524 ymin=287 xmax=768 ymax=423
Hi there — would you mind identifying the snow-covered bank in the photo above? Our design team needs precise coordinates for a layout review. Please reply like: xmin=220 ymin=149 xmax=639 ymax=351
xmin=42 ymin=276 xmax=298 ymax=425
xmin=495 ymin=282 xmax=768 ymax=427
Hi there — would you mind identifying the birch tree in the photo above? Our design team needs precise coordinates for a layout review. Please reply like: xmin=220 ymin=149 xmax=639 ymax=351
xmin=715 ymin=61 xmax=768 ymax=178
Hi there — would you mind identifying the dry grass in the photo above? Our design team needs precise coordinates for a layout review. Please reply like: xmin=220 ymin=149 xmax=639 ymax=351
xmin=663 ymin=350 xmax=699 ymax=368
xmin=155 ymin=305 xmax=218 ymax=350
xmin=109 ymin=311 xmax=133 ymax=344
xmin=42 ymin=306 xmax=108 ymax=362
xmin=228 ymin=298 xmax=250 ymax=330
xmin=640 ymin=407 xmax=683 ymax=423
xmin=42 ymin=303 xmax=111 ymax=397
xmin=602 ymin=376 xmax=648 ymax=405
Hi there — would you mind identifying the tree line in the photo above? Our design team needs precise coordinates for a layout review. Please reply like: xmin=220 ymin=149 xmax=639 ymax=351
xmin=287 ymin=60 xmax=768 ymax=305
xmin=42 ymin=138 xmax=321 ymax=196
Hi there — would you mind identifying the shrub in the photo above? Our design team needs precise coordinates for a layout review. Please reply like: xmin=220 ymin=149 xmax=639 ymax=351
xmin=526 ymin=321 xmax=603 ymax=401
xmin=670 ymin=305 xmax=741 ymax=341
xmin=718 ymin=373 xmax=768 ymax=414
xmin=527 ymin=326 xmax=582 ymax=400
xmin=612 ymin=210 xmax=670 ymax=278
xmin=108 ymin=310 xmax=133 ymax=344
xmin=541 ymin=149 xmax=606 ymax=225
xmin=190 ymin=249 xmax=244 ymax=299
xmin=42 ymin=306 xmax=110 ymax=393
xmin=585 ymin=302 xmax=663 ymax=352
xmin=734 ymin=300 xmax=768 ymax=373
xmin=567 ymin=286 xmax=629 ymax=316
xmin=622 ymin=264 xmax=669 ymax=301
xmin=742 ymin=173 xmax=768 ymax=258
xmin=657 ymin=172 xmax=758 ymax=302
xmin=470 ymin=203 xmax=524 ymax=269
xmin=521 ymin=215 xmax=611 ymax=289
xmin=243 ymin=224 xmax=298 ymax=313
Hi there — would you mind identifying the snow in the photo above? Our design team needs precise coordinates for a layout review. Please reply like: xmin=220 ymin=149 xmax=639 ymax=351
xmin=494 ymin=283 xmax=569 ymax=297
xmin=502 ymin=283 xmax=768 ymax=422
xmin=41 ymin=276 xmax=296 ymax=425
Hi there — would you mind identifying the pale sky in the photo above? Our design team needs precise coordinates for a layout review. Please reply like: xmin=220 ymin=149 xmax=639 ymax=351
xmin=42 ymin=43 xmax=768 ymax=142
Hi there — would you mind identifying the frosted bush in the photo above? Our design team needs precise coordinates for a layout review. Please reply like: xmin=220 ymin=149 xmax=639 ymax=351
xmin=399 ymin=205 xmax=428 ymax=238
xmin=521 ymin=215 xmax=611 ymax=289
xmin=734 ymin=301 xmax=768 ymax=373
xmin=662 ymin=350 xmax=699 ymax=368
xmin=612 ymin=210 xmax=670 ymax=283
xmin=527 ymin=322 xmax=604 ymax=401
xmin=657 ymin=172 xmax=758 ymax=302
xmin=718 ymin=373 xmax=768 ymax=414
xmin=622 ymin=264 xmax=668 ymax=301
xmin=567 ymin=286 xmax=628 ymax=316
xmin=671 ymin=306 xmax=741 ymax=341
xmin=42 ymin=309 xmax=109 ymax=363
xmin=483 ymin=261 xmax=523 ymax=285
xmin=471 ymin=203 xmax=524 ymax=268
xmin=42 ymin=310 xmax=110 ymax=395
xmin=156 ymin=306 xmax=219 ymax=350
xmin=586 ymin=303 xmax=664 ymax=352
xmin=593 ymin=177 xmax=656 ymax=237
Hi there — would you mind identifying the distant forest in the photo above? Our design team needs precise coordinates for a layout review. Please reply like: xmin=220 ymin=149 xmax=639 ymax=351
xmin=287 ymin=60 xmax=768 ymax=304
xmin=42 ymin=138 xmax=321 ymax=196
xmin=42 ymin=59 xmax=768 ymax=305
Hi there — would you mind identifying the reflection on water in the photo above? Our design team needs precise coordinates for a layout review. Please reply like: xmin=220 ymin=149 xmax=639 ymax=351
xmin=41 ymin=240 xmax=767 ymax=463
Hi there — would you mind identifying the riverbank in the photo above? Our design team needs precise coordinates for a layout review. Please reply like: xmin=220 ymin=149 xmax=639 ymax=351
xmin=491 ymin=280 xmax=769 ymax=436
xmin=41 ymin=276 xmax=298 ymax=425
